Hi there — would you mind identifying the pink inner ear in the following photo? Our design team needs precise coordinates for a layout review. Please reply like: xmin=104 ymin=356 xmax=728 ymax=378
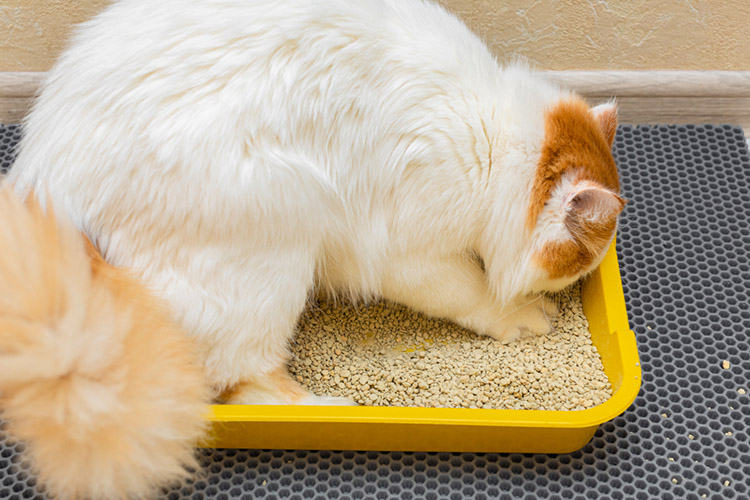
xmin=562 ymin=183 xmax=625 ymax=248
xmin=590 ymin=103 xmax=618 ymax=147
xmin=564 ymin=183 xmax=625 ymax=221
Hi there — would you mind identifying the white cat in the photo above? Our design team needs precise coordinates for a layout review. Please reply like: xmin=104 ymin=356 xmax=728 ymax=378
xmin=1 ymin=0 xmax=624 ymax=497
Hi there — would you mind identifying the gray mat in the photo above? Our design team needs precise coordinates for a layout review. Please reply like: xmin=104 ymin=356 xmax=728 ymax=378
xmin=1 ymin=123 xmax=749 ymax=500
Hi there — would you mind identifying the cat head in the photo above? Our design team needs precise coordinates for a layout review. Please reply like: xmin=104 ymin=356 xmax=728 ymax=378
xmin=525 ymin=98 xmax=625 ymax=292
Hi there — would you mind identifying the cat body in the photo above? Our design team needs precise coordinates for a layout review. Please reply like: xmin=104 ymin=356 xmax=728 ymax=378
xmin=2 ymin=0 xmax=623 ymax=497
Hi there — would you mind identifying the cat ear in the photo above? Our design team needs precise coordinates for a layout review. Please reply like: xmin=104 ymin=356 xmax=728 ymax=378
xmin=563 ymin=183 xmax=625 ymax=236
xmin=590 ymin=102 xmax=618 ymax=147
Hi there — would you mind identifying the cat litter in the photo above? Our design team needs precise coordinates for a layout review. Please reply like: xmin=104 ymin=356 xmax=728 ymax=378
xmin=289 ymin=282 xmax=612 ymax=410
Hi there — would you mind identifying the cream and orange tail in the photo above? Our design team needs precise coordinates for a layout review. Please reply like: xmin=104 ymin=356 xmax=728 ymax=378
xmin=0 ymin=188 xmax=210 ymax=500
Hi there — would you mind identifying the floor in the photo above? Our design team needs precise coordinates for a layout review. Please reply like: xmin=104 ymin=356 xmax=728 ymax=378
xmin=0 ymin=124 xmax=749 ymax=500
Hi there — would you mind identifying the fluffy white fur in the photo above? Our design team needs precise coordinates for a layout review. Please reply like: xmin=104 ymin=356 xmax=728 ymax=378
xmin=8 ymin=0 xmax=613 ymax=404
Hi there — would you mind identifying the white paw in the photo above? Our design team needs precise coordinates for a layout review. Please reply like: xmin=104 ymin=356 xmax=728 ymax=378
xmin=484 ymin=323 xmax=523 ymax=343
xmin=297 ymin=394 xmax=358 ymax=406
xmin=228 ymin=391 xmax=357 ymax=406
xmin=518 ymin=295 xmax=557 ymax=336
xmin=538 ymin=295 xmax=559 ymax=318
xmin=482 ymin=296 xmax=557 ymax=343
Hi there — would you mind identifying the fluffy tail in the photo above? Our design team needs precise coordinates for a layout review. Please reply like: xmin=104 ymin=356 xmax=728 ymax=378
xmin=0 ymin=188 xmax=210 ymax=499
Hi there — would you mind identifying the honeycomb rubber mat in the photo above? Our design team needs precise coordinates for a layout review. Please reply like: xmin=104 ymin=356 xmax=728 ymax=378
xmin=1 ymin=123 xmax=749 ymax=500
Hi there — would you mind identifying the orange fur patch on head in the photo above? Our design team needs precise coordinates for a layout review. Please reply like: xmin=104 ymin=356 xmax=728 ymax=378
xmin=528 ymin=98 xmax=623 ymax=280
xmin=527 ymin=98 xmax=620 ymax=232
xmin=537 ymin=210 xmax=619 ymax=279
xmin=535 ymin=240 xmax=590 ymax=279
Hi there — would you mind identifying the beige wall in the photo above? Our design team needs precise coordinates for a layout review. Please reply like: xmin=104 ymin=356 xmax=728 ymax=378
xmin=437 ymin=0 xmax=750 ymax=70
xmin=1 ymin=0 xmax=749 ymax=71
xmin=1 ymin=0 xmax=108 ymax=71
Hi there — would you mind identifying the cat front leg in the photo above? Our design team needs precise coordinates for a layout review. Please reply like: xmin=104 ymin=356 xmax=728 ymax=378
xmin=379 ymin=254 xmax=556 ymax=342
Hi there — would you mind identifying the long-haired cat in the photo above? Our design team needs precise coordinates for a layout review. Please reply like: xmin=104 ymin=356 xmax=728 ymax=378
xmin=2 ymin=0 xmax=624 ymax=497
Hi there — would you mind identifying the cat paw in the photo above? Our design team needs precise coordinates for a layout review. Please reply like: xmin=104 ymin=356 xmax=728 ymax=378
xmin=483 ymin=296 xmax=557 ymax=343
xmin=297 ymin=394 xmax=358 ymax=406
xmin=221 ymin=369 xmax=357 ymax=405
xmin=226 ymin=389 xmax=356 ymax=406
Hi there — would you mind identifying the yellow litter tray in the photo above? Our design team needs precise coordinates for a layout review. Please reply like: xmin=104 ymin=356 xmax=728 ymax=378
xmin=205 ymin=240 xmax=641 ymax=454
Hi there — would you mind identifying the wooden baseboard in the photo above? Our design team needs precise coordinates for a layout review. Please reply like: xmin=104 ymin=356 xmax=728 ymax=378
xmin=1 ymin=70 xmax=749 ymax=129
xmin=0 ymin=72 xmax=41 ymax=123
xmin=544 ymin=70 xmax=750 ymax=130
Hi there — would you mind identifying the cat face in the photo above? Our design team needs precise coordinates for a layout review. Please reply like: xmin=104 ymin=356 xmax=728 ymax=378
xmin=527 ymin=98 xmax=625 ymax=292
